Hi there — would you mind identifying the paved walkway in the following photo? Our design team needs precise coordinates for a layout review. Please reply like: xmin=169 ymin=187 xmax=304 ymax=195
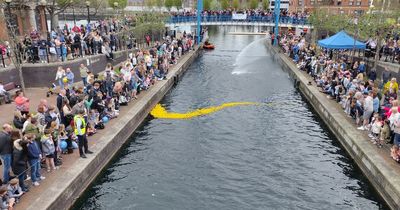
xmin=11 ymin=88 xmax=150 ymax=210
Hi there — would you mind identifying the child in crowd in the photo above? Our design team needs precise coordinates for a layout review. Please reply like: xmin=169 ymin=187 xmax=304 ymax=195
xmin=27 ymin=133 xmax=44 ymax=186
xmin=87 ymin=110 xmax=98 ymax=136
xmin=0 ymin=186 xmax=15 ymax=209
xmin=59 ymin=124 xmax=68 ymax=154
xmin=41 ymin=129 xmax=57 ymax=172
xmin=50 ymin=121 xmax=60 ymax=159
xmin=105 ymin=98 xmax=119 ymax=119
xmin=65 ymin=124 xmax=75 ymax=154
xmin=380 ymin=119 xmax=391 ymax=147
xmin=7 ymin=178 xmax=23 ymax=202
xmin=369 ymin=114 xmax=382 ymax=144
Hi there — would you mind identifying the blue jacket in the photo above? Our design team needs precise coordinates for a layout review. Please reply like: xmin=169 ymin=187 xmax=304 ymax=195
xmin=27 ymin=142 xmax=41 ymax=159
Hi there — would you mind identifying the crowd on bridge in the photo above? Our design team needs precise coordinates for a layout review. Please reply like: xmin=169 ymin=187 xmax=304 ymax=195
xmin=279 ymin=31 xmax=400 ymax=162
xmin=0 ymin=32 xmax=194 ymax=208
xmin=0 ymin=17 xmax=137 ymax=67
xmin=168 ymin=9 xmax=309 ymax=25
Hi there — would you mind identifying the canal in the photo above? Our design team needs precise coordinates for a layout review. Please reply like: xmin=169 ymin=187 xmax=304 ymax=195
xmin=74 ymin=26 xmax=388 ymax=209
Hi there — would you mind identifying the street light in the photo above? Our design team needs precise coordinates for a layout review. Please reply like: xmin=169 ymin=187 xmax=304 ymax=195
xmin=113 ymin=2 xmax=119 ymax=18
xmin=85 ymin=1 xmax=90 ymax=24
xmin=5 ymin=0 xmax=12 ymax=27
xmin=70 ymin=0 xmax=76 ymax=25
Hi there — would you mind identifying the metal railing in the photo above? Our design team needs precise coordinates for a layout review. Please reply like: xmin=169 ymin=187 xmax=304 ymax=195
xmin=167 ymin=15 xmax=308 ymax=25
xmin=0 ymin=34 xmax=133 ymax=68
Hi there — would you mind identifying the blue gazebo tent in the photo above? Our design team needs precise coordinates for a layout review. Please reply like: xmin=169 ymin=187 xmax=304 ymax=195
xmin=317 ymin=30 xmax=366 ymax=50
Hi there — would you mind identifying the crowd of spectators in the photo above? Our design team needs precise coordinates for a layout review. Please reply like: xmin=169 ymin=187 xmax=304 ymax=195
xmin=365 ymin=33 xmax=400 ymax=64
xmin=169 ymin=9 xmax=309 ymax=24
xmin=0 ymin=32 xmax=194 ymax=208
xmin=0 ymin=17 xmax=136 ymax=67
xmin=279 ymin=31 xmax=400 ymax=163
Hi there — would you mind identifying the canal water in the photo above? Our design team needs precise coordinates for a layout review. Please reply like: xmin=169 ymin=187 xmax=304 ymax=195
xmin=74 ymin=26 xmax=388 ymax=209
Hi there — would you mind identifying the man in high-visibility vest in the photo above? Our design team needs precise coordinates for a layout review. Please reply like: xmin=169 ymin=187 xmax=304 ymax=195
xmin=74 ymin=110 xmax=93 ymax=158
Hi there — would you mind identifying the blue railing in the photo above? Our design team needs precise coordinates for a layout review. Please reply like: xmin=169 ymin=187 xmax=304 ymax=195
xmin=167 ymin=15 xmax=308 ymax=25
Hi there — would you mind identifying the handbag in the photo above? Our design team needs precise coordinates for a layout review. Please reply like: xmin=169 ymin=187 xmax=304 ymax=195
xmin=49 ymin=47 xmax=56 ymax=54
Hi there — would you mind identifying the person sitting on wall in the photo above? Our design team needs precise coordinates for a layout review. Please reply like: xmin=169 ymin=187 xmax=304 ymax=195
xmin=0 ymin=82 xmax=11 ymax=104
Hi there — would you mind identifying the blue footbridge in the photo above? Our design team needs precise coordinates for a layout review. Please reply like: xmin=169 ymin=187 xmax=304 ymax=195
xmin=166 ymin=15 xmax=312 ymax=30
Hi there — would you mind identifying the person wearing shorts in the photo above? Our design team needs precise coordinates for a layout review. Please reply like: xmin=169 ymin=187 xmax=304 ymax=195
xmin=41 ymin=129 xmax=58 ymax=173
xmin=358 ymin=91 xmax=374 ymax=130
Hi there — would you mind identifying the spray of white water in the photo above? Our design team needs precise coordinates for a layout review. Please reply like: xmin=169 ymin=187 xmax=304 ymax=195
xmin=232 ymin=38 xmax=268 ymax=75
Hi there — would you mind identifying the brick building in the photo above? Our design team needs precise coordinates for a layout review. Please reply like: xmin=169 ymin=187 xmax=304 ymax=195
xmin=0 ymin=2 xmax=48 ymax=41
xmin=289 ymin=0 xmax=370 ymax=14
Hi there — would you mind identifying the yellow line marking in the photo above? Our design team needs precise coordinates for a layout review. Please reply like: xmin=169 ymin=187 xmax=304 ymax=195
xmin=150 ymin=102 xmax=263 ymax=119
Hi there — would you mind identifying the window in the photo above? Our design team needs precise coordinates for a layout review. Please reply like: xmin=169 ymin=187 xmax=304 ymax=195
xmin=349 ymin=1 xmax=353 ymax=5
xmin=337 ymin=0 xmax=342 ymax=5
xmin=356 ymin=1 xmax=361 ymax=5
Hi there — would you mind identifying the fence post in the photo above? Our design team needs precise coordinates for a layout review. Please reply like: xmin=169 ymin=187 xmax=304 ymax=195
xmin=46 ymin=46 xmax=50 ymax=63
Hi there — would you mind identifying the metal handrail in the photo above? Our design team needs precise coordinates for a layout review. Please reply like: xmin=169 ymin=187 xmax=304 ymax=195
xmin=167 ymin=15 xmax=308 ymax=25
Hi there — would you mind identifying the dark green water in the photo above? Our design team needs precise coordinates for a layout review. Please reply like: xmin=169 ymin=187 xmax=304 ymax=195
xmin=74 ymin=26 xmax=388 ymax=210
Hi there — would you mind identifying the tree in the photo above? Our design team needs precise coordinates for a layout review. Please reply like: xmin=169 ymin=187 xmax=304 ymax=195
xmin=173 ymin=0 xmax=182 ymax=9
xmin=126 ymin=12 xmax=167 ymax=44
xmin=308 ymin=8 xmax=331 ymax=43
xmin=83 ymin=0 xmax=108 ymax=17
xmin=232 ymin=0 xmax=240 ymax=9
xmin=145 ymin=0 xmax=156 ymax=8
xmin=203 ymin=0 xmax=211 ymax=10
xmin=46 ymin=0 xmax=73 ymax=30
xmin=156 ymin=0 xmax=164 ymax=8
xmin=221 ymin=0 xmax=229 ymax=9
xmin=248 ymin=0 xmax=258 ymax=9
xmin=164 ymin=0 xmax=174 ymax=10
xmin=1 ymin=10 xmax=25 ymax=92
xmin=353 ymin=9 xmax=400 ymax=68
xmin=262 ymin=0 xmax=269 ymax=10
xmin=108 ymin=0 xmax=128 ymax=8
xmin=210 ymin=0 xmax=221 ymax=10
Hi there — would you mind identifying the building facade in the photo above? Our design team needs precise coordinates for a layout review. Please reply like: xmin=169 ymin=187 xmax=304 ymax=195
xmin=270 ymin=0 xmax=290 ymax=10
xmin=289 ymin=0 xmax=370 ymax=14
xmin=0 ymin=2 xmax=48 ymax=41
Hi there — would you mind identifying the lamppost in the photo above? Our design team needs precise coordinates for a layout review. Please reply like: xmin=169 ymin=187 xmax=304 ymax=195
xmin=196 ymin=0 xmax=202 ymax=44
xmin=86 ymin=1 xmax=90 ymax=24
xmin=274 ymin=0 xmax=281 ymax=46
xmin=70 ymin=0 xmax=76 ymax=25
xmin=4 ymin=0 xmax=26 ymax=92
xmin=5 ymin=0 xmax=12 ymax=26
xmin=351 ymin=14 xmax=359 ymax=63
xmin=113 ymin=2 xmax=119 ymax=15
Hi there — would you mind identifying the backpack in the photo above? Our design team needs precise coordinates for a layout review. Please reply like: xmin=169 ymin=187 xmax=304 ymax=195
xmin=105 ymin=71 xmax=113 ymax=86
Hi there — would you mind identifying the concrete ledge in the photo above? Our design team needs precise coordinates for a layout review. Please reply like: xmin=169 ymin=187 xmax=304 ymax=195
xmin=0 ymin=50 xmax=129 ymax=88
xmin=266 ymin=42 xmax=400 ymax=210
xmin=25 ymin=47 xmax=200 ymax=210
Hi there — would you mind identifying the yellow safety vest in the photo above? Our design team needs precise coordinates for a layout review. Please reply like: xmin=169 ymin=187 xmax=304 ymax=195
xmin=74 ymin=115 xmax=86 ymax=135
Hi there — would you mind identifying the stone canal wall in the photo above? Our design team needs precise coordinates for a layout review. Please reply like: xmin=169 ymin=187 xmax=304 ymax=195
xmin=26 ymin=47 xmax=200 ymax=210
xmin=0 ymin=50 xmax=129 ymax=88
xmin=266 ymin=42 xmax=400 ymax=210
